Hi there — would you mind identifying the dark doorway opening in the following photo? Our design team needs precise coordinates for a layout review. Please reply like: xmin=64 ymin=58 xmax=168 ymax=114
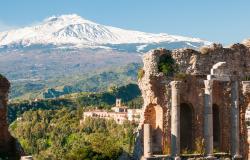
xmin=180 ymin=103 xmax=193 ymax=152
xmin=213 ymin=104 xmax=220 ymax=150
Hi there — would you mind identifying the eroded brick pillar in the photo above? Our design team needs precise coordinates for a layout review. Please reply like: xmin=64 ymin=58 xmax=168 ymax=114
xmin=231 ymin=80 xmax=242 ymax=159
xmin=143 ymin=123 xmax=152 ymax=158
xmin=204 ymin=80 xmax=215 ymax=159
xmin=170 ymin=81 xmax=181 ymax=160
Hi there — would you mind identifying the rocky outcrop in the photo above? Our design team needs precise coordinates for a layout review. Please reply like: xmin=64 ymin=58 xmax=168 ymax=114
xmin=0 ymin=75 xmax=24 ymax=159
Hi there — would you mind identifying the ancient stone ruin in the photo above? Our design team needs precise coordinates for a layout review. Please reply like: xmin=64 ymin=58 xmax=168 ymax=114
xmin=135 ymin=43 xmax=250 ymax=159
xmin=0 ymin=75 xmax=24 ymax=159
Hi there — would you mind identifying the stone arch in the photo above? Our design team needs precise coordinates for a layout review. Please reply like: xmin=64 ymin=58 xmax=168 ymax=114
xmin=144 ymin=104 xmax=164 ymax=154
xmin=180 ymin=102 xmax=194 ymax=152
xmin=213 ymin=104 xmax=220 ymax=151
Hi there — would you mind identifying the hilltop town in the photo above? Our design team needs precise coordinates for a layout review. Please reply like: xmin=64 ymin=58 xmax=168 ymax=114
xmin=80 ymin=99 xmax=142 ymax=124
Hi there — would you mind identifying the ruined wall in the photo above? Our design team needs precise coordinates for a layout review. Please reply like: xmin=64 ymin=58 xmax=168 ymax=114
xmin=241 ymin=81 xmax=250 ymax=158
xmin=170 ymin=75 xmax=232 ymax=153
xmin=178 ymin=76 xmax=205 ymax=151
xmin=0 ymin=76 xmax=24 ymax=159
xmin=137 ymin=42 xmax=250 ymax=158
xmin=212 ymin=81 xmax=231 ymax=152
xmin=138 ymin=49 xmax=170 ymax=154
xmin=171 ymin=43 xmax=250 ymax=77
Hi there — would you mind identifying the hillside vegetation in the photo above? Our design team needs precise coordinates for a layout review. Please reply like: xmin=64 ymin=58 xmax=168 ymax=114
xmin=10 ymin=62 xmax=141 ymax=100
xmin=10 ymin=108 xmax=136 ymax=159
xmin=8 ymin=83 xmax=142 ymax=123
xmin=8 ymin=83 xmax=142 ymax=159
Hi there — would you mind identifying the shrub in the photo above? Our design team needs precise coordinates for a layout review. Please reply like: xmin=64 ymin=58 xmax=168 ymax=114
xmin=194 ymin=137 xmax=205 ymax=155
xmin=158 ymin=54 xmax=177 ymax=76
xmin=244 ymin=76 xmax=250 ymax=81
xmin=181 ymin=148 xmax=192 ymax=155
xmin=163 ymin=140 xmax=170 ymax=155
xmin=174 ymin=72 xmax=188 ymax=81
xmin=0 ymin=74 xmax=5 ymax=80
xmin=137 ymin=68 xmax=145 ymax=80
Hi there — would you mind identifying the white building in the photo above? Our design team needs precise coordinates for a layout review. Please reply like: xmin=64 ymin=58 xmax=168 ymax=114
xmin=111 ymin=99 xmax=128 ymax=113
xmin=82 ymin=110 xmax=127 ymax=124
xmin=81 ymin=99 xmax=141 ymax=124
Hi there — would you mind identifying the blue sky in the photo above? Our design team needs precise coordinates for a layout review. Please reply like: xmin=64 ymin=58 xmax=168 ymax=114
xmin=0 ymin=0 xmax=250 ymax=44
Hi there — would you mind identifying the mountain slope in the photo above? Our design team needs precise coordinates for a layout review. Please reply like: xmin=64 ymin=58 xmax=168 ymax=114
xmin=0 ymin=14 xmax=210 ymax=51
xmin=0 ymin=14 xmax=212 ymax=100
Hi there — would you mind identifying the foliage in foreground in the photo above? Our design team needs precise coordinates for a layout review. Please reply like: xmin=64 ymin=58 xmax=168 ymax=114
xmin=9 ymin=108 xmax=136 ymax=160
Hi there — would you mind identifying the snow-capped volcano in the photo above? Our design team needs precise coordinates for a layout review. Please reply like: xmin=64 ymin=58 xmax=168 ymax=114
xmin=0 ymin=14 xmax=212 ymax=99
xmin=0 ymin=14 xmax=210 ymax=51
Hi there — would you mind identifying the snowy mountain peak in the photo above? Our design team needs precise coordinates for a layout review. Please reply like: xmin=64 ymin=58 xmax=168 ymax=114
xmin=0 ymin=14 xmax=211 ymax=52
xmin=43 ymin=14 xmax=97 ymax=25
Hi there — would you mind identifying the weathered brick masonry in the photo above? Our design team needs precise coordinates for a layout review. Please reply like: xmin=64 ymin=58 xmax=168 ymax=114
xmin=135 ymin=43 xmax=250 ymax=159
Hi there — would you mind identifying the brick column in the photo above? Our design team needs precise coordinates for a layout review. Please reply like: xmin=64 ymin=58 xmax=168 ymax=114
xmin=204 ymin=80 xmax=215 ymax=159
xmin=231 ymin=80 xmax=242 ymax=159
xmin=170 ymin=81 xmax=181 ymax=160
xmin=143 ymin=123 xmax=152 ymax=158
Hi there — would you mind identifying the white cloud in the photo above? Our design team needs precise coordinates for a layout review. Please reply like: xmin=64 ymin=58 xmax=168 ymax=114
xmin=0 ymin=21 xmax=17 ymax=32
